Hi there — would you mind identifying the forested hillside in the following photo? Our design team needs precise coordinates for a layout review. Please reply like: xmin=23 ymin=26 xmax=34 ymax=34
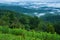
xmin=0 ymin=9 xmax=60 ymax=40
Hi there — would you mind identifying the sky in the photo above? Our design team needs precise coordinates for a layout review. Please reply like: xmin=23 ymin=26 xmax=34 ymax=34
xmin=0 ymin=0 xmax=60 ymax=3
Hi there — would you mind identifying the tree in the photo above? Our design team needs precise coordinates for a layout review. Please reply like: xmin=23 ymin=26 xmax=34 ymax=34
xmin=37 ymin=22 xmax=47 ymax=31
xmin=8 ymin=12 xmax=16 ymax=28
xmin=46 ymin=22 xmax=55 ymax=34
xmin=29 ymin=16 xmax=39 ymax=30
xmin=54 ymin=21 xmax=60 ymax=34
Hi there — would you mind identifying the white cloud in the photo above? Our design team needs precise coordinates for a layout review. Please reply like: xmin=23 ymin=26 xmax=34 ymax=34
xmin=0 ymin=0 xmax=60 ymax=3
xmin=47 ymin=3 xmax=60 ymax=8
xmin=0 ymin=0 xmax=20 ymax=3
xmin=36 ymin=13 xmax=45 ymax=17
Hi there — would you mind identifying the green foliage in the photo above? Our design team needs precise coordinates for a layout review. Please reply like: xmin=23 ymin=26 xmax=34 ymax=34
xmin=0 ymin=9 xmax=60 ymax=34
xmin=46 ymin=23 xmax=55 ymax=34
xmin=54 ymin=22 xmax=60 ymax=34
xmin=0 ymin=26 xmax=60 ymax=40
xmin=29 ymin=16 xmax=40 ymax=29
xmin=0 ymin=26 xmax=9 ymax=33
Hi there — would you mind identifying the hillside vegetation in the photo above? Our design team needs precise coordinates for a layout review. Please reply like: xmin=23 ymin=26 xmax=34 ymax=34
xmin=0 ymin=26 xmax=60 ymax=40
xmin=0 ymin=9 xmax=60 ymax=40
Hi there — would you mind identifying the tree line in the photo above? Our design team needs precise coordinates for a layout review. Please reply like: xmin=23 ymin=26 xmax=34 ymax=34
xmin=0 ymin=9 xmax=60 ymax=34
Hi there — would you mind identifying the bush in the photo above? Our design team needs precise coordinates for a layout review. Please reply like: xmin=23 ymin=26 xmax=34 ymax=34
xmin=0 ymin=26 xmax=60 ymax=40
xmin=0 ymin=26 xmax=9 ymax=33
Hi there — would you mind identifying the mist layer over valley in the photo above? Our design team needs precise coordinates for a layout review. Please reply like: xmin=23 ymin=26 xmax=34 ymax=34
xmin=0 ymin=1 xmax=60 ymax=40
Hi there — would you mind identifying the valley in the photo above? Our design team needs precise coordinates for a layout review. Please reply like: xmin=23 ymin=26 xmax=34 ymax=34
xmin=0 ymin=2 xmax=60 ymax=40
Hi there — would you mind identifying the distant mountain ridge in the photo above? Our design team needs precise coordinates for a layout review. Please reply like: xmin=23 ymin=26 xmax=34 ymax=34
xmin=0 ymin=3 xmax=60 ymax=17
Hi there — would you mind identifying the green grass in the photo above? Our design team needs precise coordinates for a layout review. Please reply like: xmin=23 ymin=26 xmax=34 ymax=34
xmin=0 ymin=26 xmax=60 ymax=40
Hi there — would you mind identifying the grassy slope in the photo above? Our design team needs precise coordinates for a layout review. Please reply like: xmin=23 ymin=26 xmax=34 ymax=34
xmin=0 ymin=26 xmax=60 ymax=40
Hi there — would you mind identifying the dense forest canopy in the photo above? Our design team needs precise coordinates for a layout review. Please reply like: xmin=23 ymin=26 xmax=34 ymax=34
xmin=0 ymin=9 xmax=60 ymax=34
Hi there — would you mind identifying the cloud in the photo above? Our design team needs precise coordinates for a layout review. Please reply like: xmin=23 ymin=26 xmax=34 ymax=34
xmin=0 ymin=0 xmax=20 ymax=3
xmin=0 ymin=0 xmax=60 ymax=3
